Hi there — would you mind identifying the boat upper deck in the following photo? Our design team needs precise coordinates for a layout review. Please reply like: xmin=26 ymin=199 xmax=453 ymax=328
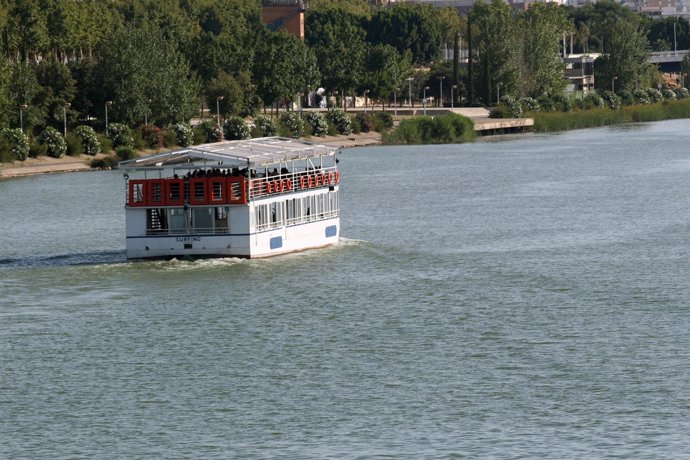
xmin=119 ymin=136 xmax=338 ymax=171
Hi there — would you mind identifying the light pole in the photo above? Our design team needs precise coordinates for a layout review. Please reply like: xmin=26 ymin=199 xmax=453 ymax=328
xmin=423 ymin=86 xmax=429 ymax=115
xmin=105 ymin=101 xmax=112 ymax=136
xmin=497 ymin=83 xmax=502 ymax=105
xmin=394 ymin=87 xmax=399 ymax=117
xmin=364 ymin=89 xmax=370 ymax=112
xmin=331 ymin=90 xmax=338 ymax=111
xmin=437 ymin=76 xmax=445 ymax=107
xmin=144 ymin=98 xmax=151 ymax=126
xmin=612 ymin=76 xmax=617 ymax=93
xmin=451 ymin=84 xmax=457 ymax=109
xmin=19 ymin=104 xmax=27 ymax=132
xmin=406 ymin=77 xmax=414 ymax=108
xmin=63 ymin=103 xmax=70 ymax=137
xmin=297 ymin=92 xmax=303 ymax=117
xmin=216 ymin=96 xmax=223 ymax=130
xmin=682 ymin=73 xmax=687 ymax=88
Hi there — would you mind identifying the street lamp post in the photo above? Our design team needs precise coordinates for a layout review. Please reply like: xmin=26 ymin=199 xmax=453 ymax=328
xmin=394 ymin=87 xmax=399 ymax=117
xmin=63 ymin=103 xmax=70 ymax=137
xmin=497 ymin=83 xmax=502 ymax=105
xmin=451 ymin=85 xmax=457 ymax=109
xmin=406 ymin=77 xmax=414 ymax=108
xmin=612 ymin=76 xmax=618 ymax=93
xmin=297 ymin=93 xmax=303 ymax=117
xmin=19 ymin=104 xmax=27 ymax=132
xmin=105 ymin=101 xmax=112 ymax=136
xmin=216 ymin=96 xmax=224 ymax=130
xmin=423 ymin=86 xmax=429 ymax=115
xmin=437 ymin=76 xmax=445 ymax=107
xmin=364 ymin=89 xmax=370 ymax=112
xmin=682 ymin=73 xmax=687 ymax=88
xmin=331 ymin=91 xmax=338 ymax=111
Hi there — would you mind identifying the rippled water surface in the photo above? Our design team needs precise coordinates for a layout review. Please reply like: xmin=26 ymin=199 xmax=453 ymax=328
xmin=3 ymin=120 xmax=690 ymax=458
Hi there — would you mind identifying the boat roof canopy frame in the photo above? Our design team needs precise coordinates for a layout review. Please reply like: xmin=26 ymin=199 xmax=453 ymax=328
xmin=119 ymin=136 xmax=339 ymax=170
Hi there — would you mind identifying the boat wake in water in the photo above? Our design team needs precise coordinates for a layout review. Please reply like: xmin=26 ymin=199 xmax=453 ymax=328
xmin=0 ymin=250 xmax=127 ymax=269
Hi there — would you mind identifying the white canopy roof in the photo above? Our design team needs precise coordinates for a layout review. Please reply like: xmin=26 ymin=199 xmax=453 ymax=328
xmin=119 ymin=137 xmax=338 ymax=170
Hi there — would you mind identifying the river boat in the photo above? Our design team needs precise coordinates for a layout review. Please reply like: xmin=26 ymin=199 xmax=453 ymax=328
xmin=119 ymin=137 xmax=340 ymax=259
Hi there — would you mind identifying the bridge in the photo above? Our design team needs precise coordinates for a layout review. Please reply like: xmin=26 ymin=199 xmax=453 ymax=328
xmin=649 ymin=50 xmax=689 ymax=64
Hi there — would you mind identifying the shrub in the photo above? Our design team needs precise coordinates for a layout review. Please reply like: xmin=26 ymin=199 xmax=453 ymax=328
xmin=618 ymin=90 xmax=635 ymax=106
xmin=162 ymin=127 xmax=177 ymax=148
xmin=75 ymin=125 xmax=101 ymax=155
xmin=29 ymin=140 xmax=48 ymax=158
xmin=489 ymin=105 xmax=513 ymax=118
xmin=0 ymin=138 xmax=13 ymax=163
xmin=553 ymin=95 xmax=572 ymax=112
xmin=499 ymin=95 xmax=523 ymax=117
xmin=674 ymin=87 xmax=689 ymax=99
xmin=662 ymin=89 xmax=676 ymax=100
xmin=537 ymin=95 xmax=555 ymax=112
xmin=383 ymin=113 xmax=475 ymax=145
xmin=252 ymin=115 xmax=278 ymax=137
xmin=39 ymin=126 xmax=67 ymax=158
xmin=108 ymin=123 xmax=134 ymax=148
xmin=140 ymin=124 xmax=164 ymax=149
xmin=304 ymin=112 xmax=328 ymax=137
xmin=223 ymin=116 xmax=251 ymax=140
xmin=583 ymin=93 xmax=605 ymax=109
xmin=172 ymin=123 xmax=194 ymax=147
xmin=115 ymin=145 xmax=136 ymax=160
xmin=65 ymin=132 xmax=84 ymax=156
xmin=354 ymin=112 xmax=374 ymax=132
xmin=90 ymin=155 xmax=120 ymax=169
xmin=519 ymin=97 xmax=540 ymax=112
xmin=97 ymin=134 xmax=113 ymax=153
xmin=601 ymin=91 xmax=622 ymax=110
xmin=372 ymin=111 xmax=394 ymax=131
xmin=278 ymin=112 xmax=304 ymax=138
xmin=195 ymin=120 xmax=222 ymax=143
xmin=325 ymin=108 xmax=352 ymax=135
xmin=647 ymin=88 xmax=663 ymax=103
xmin=2 ymin=128 xmax=30 ymax=161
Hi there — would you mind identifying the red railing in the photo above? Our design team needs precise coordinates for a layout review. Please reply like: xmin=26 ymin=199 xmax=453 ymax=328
xmin=126 ymin=170 xmax=339 ymax=207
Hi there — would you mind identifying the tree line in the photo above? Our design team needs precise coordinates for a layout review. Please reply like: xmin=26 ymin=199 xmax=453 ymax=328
xmin=0 ymin=0 xmax=689 ymax=137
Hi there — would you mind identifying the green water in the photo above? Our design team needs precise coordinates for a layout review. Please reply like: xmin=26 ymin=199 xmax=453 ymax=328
xmin=2 ymin=120 xmax=690 ymax=458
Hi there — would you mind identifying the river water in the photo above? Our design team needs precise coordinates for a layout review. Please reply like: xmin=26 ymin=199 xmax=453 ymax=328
xmin=2 ymin=120 xmax=690 ymax=458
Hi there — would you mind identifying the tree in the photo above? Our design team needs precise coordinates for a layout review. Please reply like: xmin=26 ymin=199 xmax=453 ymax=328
xmin=470 ymin=0 xmax=520 ymax=104
xmin=368 ymin=3 xmax=443 ymax=65
xmin=306 ymin=7 xmax=367 ymax=97
xmin=96 ymin=27 xmax=201 ymax=126
xmin=594 ymin=17 xmax=652 ymax=92
xmin=517 ymin=3 xmax=569 ymax=98
xmin=647 ymin=17 xmax=690 ymax=52
xmin=5 ymin=0 xmax=50 ymax=62
xmin=34 ymin=61 xmax=77 ymax=130
xmin=362 ymin=44 xmax=413 ymax=109
xmin=206 ymin=71 xmax=261 ymax=118
xmin=254 ymin=30 xmax=320 ymax=113
xmin=9 ymin=63 xmax=41 ymax=132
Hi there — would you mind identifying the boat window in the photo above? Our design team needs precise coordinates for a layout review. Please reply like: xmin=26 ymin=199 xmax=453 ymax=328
xmin=215 ymin=207 xmax=229 ymax=234
xmin=146 ymin=208 xmax=168 ymax=234
xmin=194 ymin=207 xmax=213 ymax=233
xmin=168 ymin=208 xmax=187 ymax=234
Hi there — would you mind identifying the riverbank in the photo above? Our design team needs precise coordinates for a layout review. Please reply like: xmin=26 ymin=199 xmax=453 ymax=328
xmin=0 ymin=132 xmax=383 ymax=179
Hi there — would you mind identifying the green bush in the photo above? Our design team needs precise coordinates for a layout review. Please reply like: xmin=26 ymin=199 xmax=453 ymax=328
xmin=115 ymin=145 xmax=136 ymax=160
xmin=519 ymin=97 xmax=540 ymax=112
xmin=278 ymin=112 xmax=304 ymax=138
xmin=662 ymin=89 xmax=676 ymax=100
xmin=162 ymin=127 xmax=177 ymax=148
xmin=602 ymin=91 xmax=622 ymax=110
xmin=618 ymin=90 xmax=635 ymax=106
xmin=75 ymin=126 xmax=101 ymax=155
xmin=252 ymin=115 xmax=278 ymax=137
xmin=39 ymin=126 xmax=67 ymax=158
xmin=537 ymin=95 xmax=555 ymax=112
xmin=675 ymin=87 xmax=689 ymax=99
xmin=108 ymin=123 xmax=134 ymax=148
xmin=90 ymin=155 xmax=120 ymax=169
xmin=223 ymin=116 xmax=251 ymax=140
xmin=29 ymin=140 xmax=48 ymax=158
xmin=1 ymin=128 xmax=30 ymax=161
xmin=172 ymin=123 xmax=194 ymax=147
xmin=65 ymin=132 xmax=84 ymax=156
xmin=372 ymin=111 xmax=394 ymax=131
xmin=97 ymin=134 xmax=113 ymax=153
xmin=140 ymin=124 xmax=164 ymax=149
xmin=355 ymin=112 xmax=374 ymax=132
xmin=583 ymin=93 xmax=604 ymax=109
xmin=325 ymin=108 xmax=352 ymax=135
xmin=0 ymin=138 xmax=13 ymax=163
xmin=195 ymin=120 xmax=222 ymax=143
xmin=647 ymin=88 xmax=663 ymax=103
xmin=304 ymin=112 xmax=328 ymax=137
xmin=383 ymin=113 xmax=475 ymax=145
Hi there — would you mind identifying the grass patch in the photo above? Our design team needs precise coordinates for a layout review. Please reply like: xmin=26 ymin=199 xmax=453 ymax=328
xmin=382 ymin=113 xmax=475 ymax=145
xmin=533 ymin=99 xmax=690 ymax=132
